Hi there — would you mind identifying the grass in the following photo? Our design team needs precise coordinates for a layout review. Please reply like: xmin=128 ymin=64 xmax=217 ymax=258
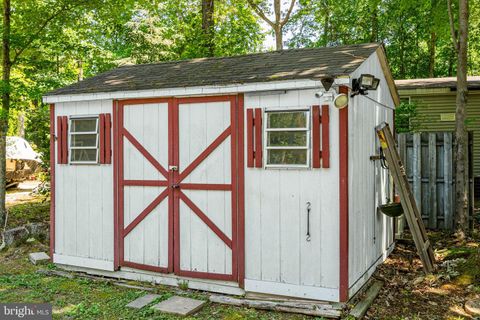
xmin=0 ymin=244 xmax=312 ymax=320
xmin=6 ymin=197 xmax=50 ymax=227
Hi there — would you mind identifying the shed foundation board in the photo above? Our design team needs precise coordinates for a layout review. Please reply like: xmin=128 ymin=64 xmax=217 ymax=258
xmin=56 ymin=264 xmax=244 ymax=296
xmin=244 ymin=279 xmax=339 ymax=302
xmin=53 ymin=254 xmax=114 ymax=271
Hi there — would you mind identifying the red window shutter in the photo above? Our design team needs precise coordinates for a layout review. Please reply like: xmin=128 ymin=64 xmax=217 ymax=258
xmin=246 ymin=109 xmax=254 ymax=168
xmin=62 ymin=117 xmax=68 ymax=164
xmin=321 ymin=105 xmax=330 ymax=168
xmin=99 ymin=114 xmax=106 ymax=164
xmin=105 ymin=113 xmax=112 ymax=164
xmin=312 ymin=105 xmax=321 ymax=168
xmin=254 ymin=108 xmax=262 ymax=168
xmin=56 ymin=116 xmax=63 ymax=164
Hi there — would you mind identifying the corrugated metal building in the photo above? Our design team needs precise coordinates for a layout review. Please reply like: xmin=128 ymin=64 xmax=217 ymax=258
xmin=395 ymin=77 xmax=480 ymax=184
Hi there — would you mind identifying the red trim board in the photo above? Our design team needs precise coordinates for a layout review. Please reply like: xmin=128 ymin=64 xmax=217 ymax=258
xmin=113 ymin=101 xmax=120 ymax=269
xmin=49 ymin=104 xmax=56 ymax=260
xmin=321 ymin=105 xmax=330 ymax=168
xmin=339 ymin=85 xmax=349 ymax=302
xmin=56 ymin=116 xmax=62 ymax=164
xmin=312 ymin=105 xmax=321 ymax=168
xmin=61 ymin=117 xmax=68 ymax=164
xmin=237 ymin=94 xmax=246 ymax=288
xmin=254 ymin=108 xmax=262 ymax=168
xmin=246 ymin=109 xmax=254 ymax=168
xmin=105 ymin=113 xmax=112 ymax=164
xmin=99 ymin=113 xmax=106 ymax=164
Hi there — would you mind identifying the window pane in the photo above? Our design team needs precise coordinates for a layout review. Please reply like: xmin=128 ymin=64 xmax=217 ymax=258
xmin=267 ymin=149 xmax=307 ymax=165
xmin=71 ymin=134 xmax=97 ymax=147
xmin=71 ymin=149 xmax=98 ymax=162
xmin=71 ymin=118 xmax=97 ymax=132
xmin=267 ymin=131 xmax=307 ymax=147
xmin=267 ymin=111 xmax=307 ymax=128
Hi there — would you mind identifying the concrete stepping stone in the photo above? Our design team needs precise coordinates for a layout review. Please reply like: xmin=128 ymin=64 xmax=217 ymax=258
xmin=153 ymin=296 xmax=206 ymax=316
xmin=126 ymin=294 xmax=160 ymax=309
xmin=29 ymin=252 xmax=50 ymax=265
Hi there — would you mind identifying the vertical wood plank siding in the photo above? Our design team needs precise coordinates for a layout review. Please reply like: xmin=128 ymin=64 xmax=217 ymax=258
xmin=54 ymin=100 xmax=114 ymax=263
xmin=244 ymin=88 xmax=341 ymax=301
xmin=348 ymin=51 xmax=395 ymax=298
xmin=398 ymin=132 xmax=459 ymax=229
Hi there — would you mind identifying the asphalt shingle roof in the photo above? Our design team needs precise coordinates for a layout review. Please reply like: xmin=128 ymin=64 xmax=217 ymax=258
xmin=45 ymin=43 xmax=380 ymax=96
xmin=395 ymin=76 xmax=480 ymax=90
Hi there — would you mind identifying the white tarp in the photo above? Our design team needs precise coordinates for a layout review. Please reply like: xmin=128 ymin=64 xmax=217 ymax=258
xmin=6 ymin=137 xmax=41 ymax=162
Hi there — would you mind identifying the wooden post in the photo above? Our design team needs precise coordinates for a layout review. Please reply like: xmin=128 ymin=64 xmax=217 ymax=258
xmin=412 ymin=133 xmax=422 ymax=221
xmin=444 ymin=133 xmax=453 ymax=229
xmin=428 ymin=133 xmax=437 ymax=228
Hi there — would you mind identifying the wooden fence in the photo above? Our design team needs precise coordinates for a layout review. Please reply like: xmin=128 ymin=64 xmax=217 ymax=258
xmin=397 ymin=132 xmax=473 ymax=230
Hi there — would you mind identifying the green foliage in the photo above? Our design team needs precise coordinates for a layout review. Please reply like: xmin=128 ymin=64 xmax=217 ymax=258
xmin=25 ymin=103 xmax=50 ymax=168
xmin=395 ymin=101 xmax=418 ymax=133
xmin=287 ymin=0 xmax=480 ymax=79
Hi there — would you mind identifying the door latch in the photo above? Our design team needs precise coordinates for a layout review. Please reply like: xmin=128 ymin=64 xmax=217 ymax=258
xmin=171 ymin=184 xmax=180 ymax=189
xmin=169 ymin=165 xmax=178 ymax=171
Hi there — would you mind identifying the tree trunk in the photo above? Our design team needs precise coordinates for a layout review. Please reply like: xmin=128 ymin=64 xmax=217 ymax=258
xmin=454 ymin=0 xmax=469 ymax=237
xmin=202 ymin=0 xmax=215 ymax=56
xmin=370 ymin=2 xmax=379 ymax=42
xmin=0 ymin=0 xmax=11 ymax=227
xmin=17 ymin=113 xmax=25 ymax=138
xmin=428 ymin=31 xmax=436 ymax=77
xmin=274 ymin=25 xmax=283 ymax=50
xmin=77 ymin=59 xmax=83 ymax=81
xmin=323 ymin=5 xmax=329 ymax=46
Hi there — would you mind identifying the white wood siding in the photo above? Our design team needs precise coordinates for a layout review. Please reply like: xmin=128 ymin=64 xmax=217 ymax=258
xmin=123 ymin=102 xmax=169 ymax=268
xmin=178 ymin=101 xmax=233 ymax=275
xmin=348 ymin=52 xmax=395 ymax=292
xmin=244 ymin=89 xmax=340 ymax=300
xmin=54 ymin=100 xmax=114 ymax=265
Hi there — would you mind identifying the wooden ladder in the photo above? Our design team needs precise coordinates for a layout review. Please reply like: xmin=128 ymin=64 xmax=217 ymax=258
xmin=376 ymin=123 xmax=436 ymax=273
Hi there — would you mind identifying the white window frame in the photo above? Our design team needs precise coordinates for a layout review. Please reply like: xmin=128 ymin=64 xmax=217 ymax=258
xmin=263 ymin=107 xmax=311 ymax=169
xmin=69 ymin=115 xmax=100 ymax=165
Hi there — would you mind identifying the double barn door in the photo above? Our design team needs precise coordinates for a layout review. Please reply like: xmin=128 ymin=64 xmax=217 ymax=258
xmin=117 ymin=96 xmax=240 ymax=282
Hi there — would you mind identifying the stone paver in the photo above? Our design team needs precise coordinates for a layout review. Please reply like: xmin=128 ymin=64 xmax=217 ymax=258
xmin=126 ymin=294 xmax=160 ymax=309
xmin=28 ymin=252 xmax=50 ymax=265
xmin=152 ymin=296 xmax=206 ymax=316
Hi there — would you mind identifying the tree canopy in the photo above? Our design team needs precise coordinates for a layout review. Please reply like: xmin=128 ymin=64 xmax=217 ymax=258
xmin=0 ymin=0 xmax=479 ymax=160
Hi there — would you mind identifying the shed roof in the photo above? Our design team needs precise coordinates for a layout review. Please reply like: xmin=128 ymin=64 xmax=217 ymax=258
xmin=45 ymin=43 xmax=381 ymax=96
xmin=395 ymin=76 xmax=480 ymax=90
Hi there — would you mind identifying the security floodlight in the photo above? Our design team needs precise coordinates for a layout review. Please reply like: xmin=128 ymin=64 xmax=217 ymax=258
xmin=351 ymin=74 xmax=381 ymax=97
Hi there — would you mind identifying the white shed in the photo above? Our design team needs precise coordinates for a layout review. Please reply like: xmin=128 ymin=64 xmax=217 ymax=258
xmin=43 ymin=43 xmax=399 ymax=303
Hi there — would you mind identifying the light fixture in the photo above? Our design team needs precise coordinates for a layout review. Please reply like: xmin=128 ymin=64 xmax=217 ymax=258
xmin=351 ymin=74 xmax=380 ymax=97
xmin=333 ymin=93 xmax=348 ymax=109
xmin=321 ymin=76 xmax=335 ymax=91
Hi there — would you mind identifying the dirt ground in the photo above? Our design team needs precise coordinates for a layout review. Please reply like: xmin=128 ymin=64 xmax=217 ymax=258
xmin=1 ymin=183 xmax=479 ymax=319
xmin=366 ymin=231 xmax=480 ymax=320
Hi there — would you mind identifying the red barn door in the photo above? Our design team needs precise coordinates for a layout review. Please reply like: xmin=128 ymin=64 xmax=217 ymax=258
xmin=117 ymin=96 xmax=240 ymax=282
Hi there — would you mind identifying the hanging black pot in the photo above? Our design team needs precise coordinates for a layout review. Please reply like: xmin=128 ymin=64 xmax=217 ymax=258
xmin=379 ymin=202 xmax=404 ymax=217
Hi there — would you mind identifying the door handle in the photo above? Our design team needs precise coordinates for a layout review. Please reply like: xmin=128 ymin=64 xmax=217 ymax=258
xmin=169 ymin=165 xmax=178 ymax=171
xmin=306 ymin=202 xmax=311 ymax=242
xmin=171 ymin=184 xmax=180 ymax=189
